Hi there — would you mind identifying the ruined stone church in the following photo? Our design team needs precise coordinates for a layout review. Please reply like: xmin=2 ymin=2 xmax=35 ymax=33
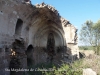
xmin=0 ymin=0 xmax=79 ymax=75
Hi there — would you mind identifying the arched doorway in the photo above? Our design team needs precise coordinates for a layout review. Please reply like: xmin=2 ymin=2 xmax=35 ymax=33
xmin=47 ymin=33 xmax=55 ymax=62
xmin=15 ymin=19 xmax=23 ymax=36
xmin=25 ymin=45 xmax=34 ymax=67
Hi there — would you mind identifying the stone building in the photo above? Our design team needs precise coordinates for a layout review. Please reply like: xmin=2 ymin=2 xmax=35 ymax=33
xmin=0 ymin=0 xmax=79 ymax=75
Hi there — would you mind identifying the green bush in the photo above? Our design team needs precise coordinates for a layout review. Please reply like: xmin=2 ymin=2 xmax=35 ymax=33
xmin=27 ymin=61 xmax=83 ymax=75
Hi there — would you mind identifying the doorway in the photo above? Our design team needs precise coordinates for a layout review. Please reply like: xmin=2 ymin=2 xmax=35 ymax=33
xmin=47 ymin=33 xmax=55 ymax=62
xmin=26 ymin=45 xmax=34 ymax=67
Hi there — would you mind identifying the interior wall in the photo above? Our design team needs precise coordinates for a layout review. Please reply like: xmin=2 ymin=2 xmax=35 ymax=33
xmin=28 ymin=20 xmax=65 ymax=47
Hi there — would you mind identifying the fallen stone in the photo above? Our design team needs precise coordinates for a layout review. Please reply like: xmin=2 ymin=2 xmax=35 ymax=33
xmin=83 ymin=68 xmax=97 ymax=75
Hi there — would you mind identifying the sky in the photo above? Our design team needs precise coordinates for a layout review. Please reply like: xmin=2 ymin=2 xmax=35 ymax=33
xmin=31 ymin=0 xmax=100 ymax=46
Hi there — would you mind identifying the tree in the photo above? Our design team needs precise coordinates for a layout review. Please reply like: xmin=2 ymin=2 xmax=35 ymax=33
xmin=93 ymin=20 xmax=100 ymax=55
xmin=80 ymin=20 xmax=100 ymax=55
xmin=80 ymin=20 xmax=94 ymax=46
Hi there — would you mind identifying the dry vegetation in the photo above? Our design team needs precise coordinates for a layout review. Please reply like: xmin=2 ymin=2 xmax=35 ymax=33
xmin=81 ymin=54 xmax=100 ymax=75
xmin=79 ymin=48 xmax=100 ymax=75
xmin=27 ymin=54 xmax=100 ymax=75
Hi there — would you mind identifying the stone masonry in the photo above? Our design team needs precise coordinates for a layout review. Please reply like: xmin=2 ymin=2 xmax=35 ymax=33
xmin=0 ymin=0 xmax=79 ymax=75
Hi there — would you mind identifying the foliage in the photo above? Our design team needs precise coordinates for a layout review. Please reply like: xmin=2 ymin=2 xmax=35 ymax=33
xmin=27 ymin=62 xmax=83 ymax=75
xmin=80 ymin=20 xmax=94 ymax=46
xmin=93 ymin=20 xmax=100 ymax=55
xmin=26 ymin=56 xmax=100 ymax=75
xmin=80 ymin=20 xmax=100 ymax=55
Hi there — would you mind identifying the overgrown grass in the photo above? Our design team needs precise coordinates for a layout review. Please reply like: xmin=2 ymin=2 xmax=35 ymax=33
xmin=26 ymin=54 xmax=100 ymax=75
xmin=27 ymin=61 xmax=83 ymax=75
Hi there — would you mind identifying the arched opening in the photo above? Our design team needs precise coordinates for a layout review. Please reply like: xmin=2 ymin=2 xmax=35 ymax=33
xmin=25 ymin=45 xmax=34 ymax=67
xmin=15 ymin=19 xmax=23 ymax=36
xmin=47 ymin=33 xmax=55 ymax=62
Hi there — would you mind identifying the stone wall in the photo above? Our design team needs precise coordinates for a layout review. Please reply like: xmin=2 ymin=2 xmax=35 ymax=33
xmin=0 ymin=47 xmax=10 ymax=75
xmin=0 ymin=0 xmax=79 ymax=75
xmin=61 ymin=17 xmax=79 ymax=58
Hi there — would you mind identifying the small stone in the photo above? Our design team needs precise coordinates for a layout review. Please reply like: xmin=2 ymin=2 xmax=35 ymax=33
xmin=83 ymin=68 xmax=97 ymax=75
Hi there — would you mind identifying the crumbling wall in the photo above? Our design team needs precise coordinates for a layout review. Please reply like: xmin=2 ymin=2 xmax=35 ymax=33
xmin=0 ymin=0 xmax=34 ymax=46
xmin=61 ymin=17 xmax=79 ymax=58
xmin=0 ymin=0 xmax=34 ymax=75
xmin=0 ymin=0 xmax=79 ymax=75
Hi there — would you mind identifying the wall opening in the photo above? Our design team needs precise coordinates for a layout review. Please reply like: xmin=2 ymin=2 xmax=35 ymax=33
xmin=26 ymin=45 xmax=34 ymax=67
xmin=15 ymin=19 xmax=23 ymax=36
xmin=47 ymin=33 xmax=55 ymax=62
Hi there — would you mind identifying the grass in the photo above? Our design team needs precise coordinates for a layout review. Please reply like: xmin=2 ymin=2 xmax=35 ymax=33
xmin=27 ymin=61 xmax=83 ymax=75
xmin=79 ymin=46 xmax=93 ymax=50
xmin=72 ymin=55 xmax=100 ymax=75
xmin=26 ymin=54 xmax=100 ymax=75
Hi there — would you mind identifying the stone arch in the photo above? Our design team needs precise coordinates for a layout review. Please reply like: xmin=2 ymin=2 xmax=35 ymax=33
xmin=34 ymin=26 xmax=65 ymax=47
xmin=38 ymin=30 xmax=63 ymax=47
xmin=32 ymin=18 xmax=66 ymax=47
xmin=15 ymin=18 xmax=23 ymax=36
xmin=25 ymin=44 xmax=34 ymax=66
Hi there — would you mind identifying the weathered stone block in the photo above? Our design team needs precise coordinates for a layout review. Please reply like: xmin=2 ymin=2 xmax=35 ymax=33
xmin=83 ymin=68 xmax=97 ymax=75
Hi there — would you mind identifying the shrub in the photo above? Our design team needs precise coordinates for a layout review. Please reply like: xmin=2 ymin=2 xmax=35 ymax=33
xmin=27 ymin=61 xmax=83 ymax=75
